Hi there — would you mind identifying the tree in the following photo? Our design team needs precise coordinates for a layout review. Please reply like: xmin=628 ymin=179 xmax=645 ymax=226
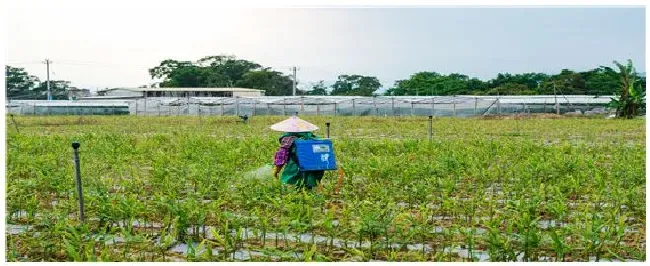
xmin=305 ymin=81 xmax=329 ymax=96
xmin=235 ymin=68 xmax=294 ymax=96
xmin=389 ymin=72 xmax=487 ymax=96
xmin=34 ymin=80 xmax=71 ymax=100
xmin=488 ymin=73 xmax=549 ymax=91
xmin=486 ymin=83 xmax=537 ymax=96
xmin=6 ymin=66 xmax=40 ymax=99
xmin=330 ymin=75 xmax=381 ymax=96
xmin=582 ymin=66 xmax=624 ymax=96
xmin=608 ymin=59 xmax=645 ymax=118
xmin=148 ymin=55 xmax=295 ymax=95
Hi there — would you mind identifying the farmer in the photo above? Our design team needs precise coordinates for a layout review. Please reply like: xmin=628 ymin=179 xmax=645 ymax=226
xmin=271 ymin=116 xmax=325 ymax=190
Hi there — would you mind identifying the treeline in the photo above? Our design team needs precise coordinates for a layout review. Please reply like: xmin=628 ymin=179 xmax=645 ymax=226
xmin=5 ymin=66 xmax=72 ymax=100
xmin=6 ymin=56 xmax=645 ymax=99
xmin=149 ymin=55 xmax=645 ymax=96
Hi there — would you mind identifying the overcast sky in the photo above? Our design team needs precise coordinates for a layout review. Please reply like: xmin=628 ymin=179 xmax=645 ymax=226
xmin=6 ymin=6 xmax=646 ymax=92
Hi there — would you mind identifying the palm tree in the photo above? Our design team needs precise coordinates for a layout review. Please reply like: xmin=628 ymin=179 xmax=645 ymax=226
xmin=608 ymin=60 xmax=645 ymax=118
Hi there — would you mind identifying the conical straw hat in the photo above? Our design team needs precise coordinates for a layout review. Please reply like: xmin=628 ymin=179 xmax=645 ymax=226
xmin=270 ymin=116 xmax=319 ymax=132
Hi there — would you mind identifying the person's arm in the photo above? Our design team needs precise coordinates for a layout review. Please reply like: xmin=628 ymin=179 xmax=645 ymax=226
xmin=273 ymin=165 xmax=281 ymax=179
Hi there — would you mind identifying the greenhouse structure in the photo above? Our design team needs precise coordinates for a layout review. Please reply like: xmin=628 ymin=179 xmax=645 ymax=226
xmin=6 ymin=95 xmax=616 ymax=117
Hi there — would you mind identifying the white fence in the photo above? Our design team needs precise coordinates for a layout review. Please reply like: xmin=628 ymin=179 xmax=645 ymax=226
xmin=6 ymin=95 xmax=616 ymax=117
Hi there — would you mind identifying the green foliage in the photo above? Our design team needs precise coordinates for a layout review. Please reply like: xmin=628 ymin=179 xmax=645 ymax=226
xmin=148 ymin=55 xmax=294 ymax=96
xmin=607 ymin=60 xmax=645 ymax=118
xmin=330 ymin=75 xmax=381 ymax=96
xmin=383 ymin=62 xmax=645 ymax=96
xmin=5 ymin=116 xmax=645 ymax=262
xmin=5 ymin=66 xmax=71 ymax=100
xmin=306 ymin=81 xmax=329 ymax=96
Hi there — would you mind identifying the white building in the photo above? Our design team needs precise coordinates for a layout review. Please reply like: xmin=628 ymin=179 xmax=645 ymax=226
xmin=95 ymin=87 xmax=265 ymax=98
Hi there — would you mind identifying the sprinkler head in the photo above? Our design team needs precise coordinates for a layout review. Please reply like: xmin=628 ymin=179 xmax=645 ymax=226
xmin=72 ymin=142 xmax=80 ymax=149
xmin=326 ymin=122 xmax=330 ymax=126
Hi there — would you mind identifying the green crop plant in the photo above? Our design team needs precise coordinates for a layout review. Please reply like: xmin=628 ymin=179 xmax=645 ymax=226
xmin=5 ymin=115 xmax=645 ymax=261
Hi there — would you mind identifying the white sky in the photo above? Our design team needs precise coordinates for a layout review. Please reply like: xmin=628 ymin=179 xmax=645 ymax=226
xmin=4 ymin=1 xmax=648 ymax=92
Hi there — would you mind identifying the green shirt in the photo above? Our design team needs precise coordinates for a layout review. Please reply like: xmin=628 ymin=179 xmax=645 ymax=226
xmin=278 ymin=132 xmax=325 ymax=189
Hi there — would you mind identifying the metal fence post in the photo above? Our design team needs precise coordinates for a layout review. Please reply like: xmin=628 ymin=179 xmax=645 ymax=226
xmin=474 ymin=97 xmax=478 ymax=116
xmin=221 ymin=101 xmax=225 ymax=116
xmin=316 ymin=104 xmax=320 ymax=116
xmin=411 ymin=102 xmax=414 ymax=116
xmin=300 ymin=97 xmax=304 ymax=113
xmin=373 ymin=96 xmax=377 ymax=116
xmin=135 ymin=100 xmax=138 ymax=116
xmin=497 ymin=97 xmax=501 ymax=115
xmin=72 ymin=142 xmax=85 ymax=222
xmin=523 ymin=102 xmax=527 ymax=114
xmin=431 ymin=97 xmax=435 ymax=117
xmin=283 ymin=98 xmax=287 ymax=116
xmin=235 ymin=97 xmax=240 ymax=117
xmin=391 ymin=97 xmax=395 ymax=116
xmin=428 ymin=115 xmax=433 ymax=141
xmin=334 ymin=103 xmax=338 ymax=116
xmin=453 ymin=96 xmax=457 ymax=117
xmin=252 ymin=101 xmax=256 ymax=116
xmin=352 ymin=99 xmax=356 ymax=116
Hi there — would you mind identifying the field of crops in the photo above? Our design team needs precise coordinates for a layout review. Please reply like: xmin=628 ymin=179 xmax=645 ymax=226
xmin=5 ymin=115 xmax=646 ymax=262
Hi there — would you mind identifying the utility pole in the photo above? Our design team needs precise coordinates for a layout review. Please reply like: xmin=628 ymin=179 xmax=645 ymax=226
xmin=43 ymin=59 xmax=52 ymax=101
xmin=292 ymin=66 xmax=298 ymax=96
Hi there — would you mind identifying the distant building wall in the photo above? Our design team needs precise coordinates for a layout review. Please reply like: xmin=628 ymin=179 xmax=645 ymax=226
xmin=98 ymin=89 xmax=144 ymax=97
xmin=233 ymin=90 xmax=265 ymax=97
xmin=98 ymin=88 xmax=265 ymax=98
